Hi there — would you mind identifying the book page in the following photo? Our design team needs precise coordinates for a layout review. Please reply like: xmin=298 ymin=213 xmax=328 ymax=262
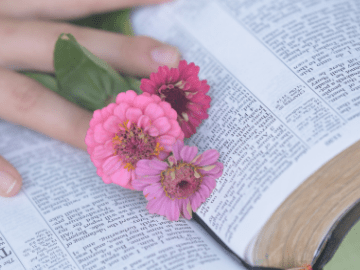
xmin=0 ymin=121 xmax=242 ymax=270
xmin=132 ymin=0 xmax=360 ymax=261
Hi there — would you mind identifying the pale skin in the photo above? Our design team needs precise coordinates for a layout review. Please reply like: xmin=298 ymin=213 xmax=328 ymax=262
xmin=0 ymin=0 xmax=181 ymax=197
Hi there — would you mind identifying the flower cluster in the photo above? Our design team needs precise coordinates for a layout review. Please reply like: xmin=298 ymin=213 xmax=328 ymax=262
xmin=85 ymin=90 xmax=184 ymax=189
xmin=85 ymin=61 xmax=222 ymax=221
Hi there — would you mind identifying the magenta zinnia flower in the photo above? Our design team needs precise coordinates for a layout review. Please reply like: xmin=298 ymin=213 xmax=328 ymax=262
xmin=85 ymin=90 xmax=184 ymax=190
xmin=133 ymin=140 xmax=223 ymax=221
xmin=140 ymin=60 xmax=211 ymax=138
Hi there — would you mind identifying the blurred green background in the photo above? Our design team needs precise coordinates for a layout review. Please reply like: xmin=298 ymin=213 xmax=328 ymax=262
xmin=70 ymin=9 xmax=133 ymax=35
xmin=324 ymin=220 xmax=360 ymax=270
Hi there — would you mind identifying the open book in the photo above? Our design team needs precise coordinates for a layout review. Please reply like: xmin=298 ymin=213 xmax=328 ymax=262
xmin=1 ymin=0 xmax=360 ymax=270
xmin=132 ymin=0 xmax=360 ymax=268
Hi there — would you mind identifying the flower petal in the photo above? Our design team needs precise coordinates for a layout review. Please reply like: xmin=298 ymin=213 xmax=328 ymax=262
xmin=143 ymin=183 xmax=164 ymax=200
xmin=190 ymin=91 xmax=211 ymax=104
xmin=168 ymin=68 xmax=180 ymax=84
xmin=180 ymin=199 xmax=192 ymax=219
xmin=96 ymin=166 xmax=104 ymax=176
xmin=188 ymin=113 xmax=203 ymax=127
xmin=178 ymin=60 xmax=200 ymax=79
xmin=195 ymin=149 xmax=220 ymax=166
xmin=139 ymin=174 xmax=162 ymax=184
xmin=90 ymin=109 xmax=103 ymax=127
xmin=166 ymin=200 xmax=180 ymax=221
xmin=115 ymin=92 xmax=126 ymax=104
xmin=186 ymin=76 xmax=201 ymax=91
xmin=157 ymin=135 xmax=176 ymax=151
xmin=124 ymin=181 xmax=135 ymax=190
xmin=199 ymin=79 xmax=210 ymax=94
xmin=91 ymin=156 xmax=104 ymax=167
xmin=198 ymin=184 xmax=211 ymax=200
xmin=180 ymin=145 xmax=198 ymax=163
xmin=150 ymin=95 xmax=162 ymax=103
xmin=94 ymin=123 xmax=112 ymax=143
xmin=146 ymin=126 xmax=159 ymax=137
xmin=189 ymin=193 xmax=203 ymax=212
xmin=202 ymin=176 xmax=217 ymax=191
xmin=165 ymin=119 xmax=182 ymax=138
xmin=158 ymin=151 xmax=169 ymax=160
xmin=132 ymin=174 xmax=161 ymax=191
xmin=157 ymin=66 xmax=170 ymax=84
xmin=137 ymin=115 xmax=151 ymax=129
xmin=156 ymin=197 xmax=171 ymax=217
xmin=126 ymin=107 xmax=143 ymax=123
xmin=145 ymin=103 xmax=165 ymax=120
xmin=187 ymin=102 xmax=208 ymax=119
xmin=110 ymin=167 xmax=132 ymax=187
xmin=122 ymin=90 xmax=137 ymax=105
xmin=101 ymin=174 xmax=112 ymax=184
xmin=180 ymin=121 xmax=196 ymax=138
xmin=140 ymin=78 xmax=157 ymax=94
xmin=133 ymin=94 xmax=155 ymax=111
xmin=101 ymin=106 xmax=112 ymax=119
xmin=147 ymin=196 xmax=166 ymax=214
xmin=85 ymin=129 xmax=96 ymax=149
xmin=152 ymin=117 xmax=171 ymax=135
xmin=92 ymin=145 xmax=113 ymax=160
xmin=116 ymin=92 xmax=126 ymax=104
xmin=113 ymin=102 xmax=130 ymax=122
xmin=102 ymin=156 xmax=122 ymax=175
xmin=103 ymin=115 xmax=121 ymax=133
xmin=158 ymin=102 xmax=177 ymax=120
xmin=199 ymin=162 xmax=224 ymax=178
xmin=178 ymin=132 xmax=185 ymax=141
xmin=172 ymin=140 xmax=184 ymax=161
xmin=106 ymin=103 xmax=117 ymax=115
xmin=136 ymin=159 xmax=164 ymax=176
xmin=148 ymin=159 xmax=169 ymax=171
xmin=196 ymin=94 xmax=211 ymax=108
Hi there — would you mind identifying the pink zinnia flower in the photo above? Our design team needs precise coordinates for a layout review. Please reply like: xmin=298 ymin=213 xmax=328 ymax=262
xmin=133 ymin=140 xmax=223 ymax=221
xmin=140 ymin=60 xmax=211 ymax=138
xmin=85 ymin=90 xmax=184 ymax=190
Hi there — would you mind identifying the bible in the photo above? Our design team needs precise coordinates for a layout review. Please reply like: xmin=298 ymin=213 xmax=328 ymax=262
xmin=132 ymin=0 xmax=360 ymax=268
xmin=1 ymin=0 xmax=360 ymax=269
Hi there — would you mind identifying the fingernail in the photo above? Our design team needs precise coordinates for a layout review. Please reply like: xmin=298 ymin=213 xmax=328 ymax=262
xmin=151 ymin=45 xmax=180 ymax=66
xmin=0 ymin=172 xmax=19 ymax=196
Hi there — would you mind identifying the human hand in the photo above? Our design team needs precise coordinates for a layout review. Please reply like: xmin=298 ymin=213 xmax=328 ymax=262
xmin=0 ymin=0 xmax=180 ymax=197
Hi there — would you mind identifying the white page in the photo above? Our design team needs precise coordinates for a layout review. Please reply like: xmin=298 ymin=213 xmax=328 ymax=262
xmin=132 ymin=0 xmax=360 ymax=262
xmin=0 ymin=121 xmax=243 ymax=270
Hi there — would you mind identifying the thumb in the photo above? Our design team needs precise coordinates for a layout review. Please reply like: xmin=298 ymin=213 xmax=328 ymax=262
xmin=0 ymin=156 xmax=22 ymax=197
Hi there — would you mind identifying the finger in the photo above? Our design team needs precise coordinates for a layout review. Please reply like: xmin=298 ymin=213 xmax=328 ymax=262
xmin=0 ymin=156 xmax=22 ymax=197
xmin=0 ymin=17 xmax=180 ymax=78
xmin=0 ymin=67 xmax=92 ymax=151
xmin=0 ymin=0 xmax=172 ymax=19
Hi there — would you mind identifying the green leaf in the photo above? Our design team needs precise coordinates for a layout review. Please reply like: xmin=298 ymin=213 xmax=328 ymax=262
xmin=22 ymin=72 xmax=58 ymax=92
xmin=125 ymin=76 xmax=141 ymax=93
xmin=54 ymin=33 xmax=132 ymax=111
xmin=109 ymin=9 xmax=133 ymax=35
xmin=70 ymin=9 xmax=133 ymax=35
